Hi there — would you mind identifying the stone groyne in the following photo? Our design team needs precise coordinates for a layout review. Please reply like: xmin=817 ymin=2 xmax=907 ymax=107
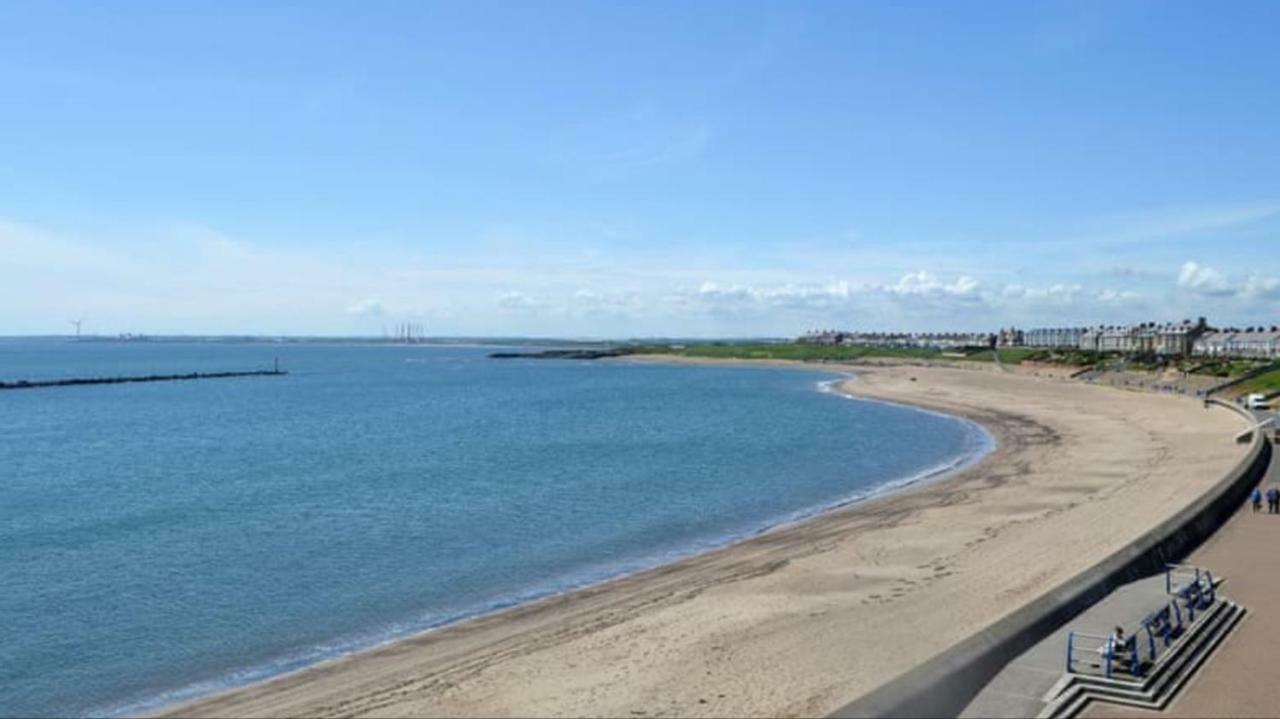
xmin=0 ymin=369 xmax=287 ymax=391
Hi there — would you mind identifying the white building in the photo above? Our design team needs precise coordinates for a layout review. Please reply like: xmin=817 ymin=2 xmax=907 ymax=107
xmin=1024 ymin=327 xmax=1086 ymax=349
xmin=1193 ymin=328 xmax=1280 ymax=359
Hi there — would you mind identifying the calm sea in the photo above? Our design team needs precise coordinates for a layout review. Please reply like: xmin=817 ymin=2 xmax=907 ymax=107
xmin=0 ymin=340 xmax=989 ymax=717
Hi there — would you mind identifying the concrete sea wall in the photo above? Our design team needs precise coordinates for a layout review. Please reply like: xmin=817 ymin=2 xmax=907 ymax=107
xmin=834 ymin=399 xmax=1272 ymax=719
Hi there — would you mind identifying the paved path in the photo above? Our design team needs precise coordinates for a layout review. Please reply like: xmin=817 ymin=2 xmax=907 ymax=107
xmin=959 ymin=575 xmax=1173 ymax=718
xmin=1086 ymin=431 xmax=1279 ymax=718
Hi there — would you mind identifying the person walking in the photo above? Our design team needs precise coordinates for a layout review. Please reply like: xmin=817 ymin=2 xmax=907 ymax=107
xmin=1268 ymin=487 xmax=1280 ymax=514
xmin=1252 ymin=487 xmax=1263 ymax=513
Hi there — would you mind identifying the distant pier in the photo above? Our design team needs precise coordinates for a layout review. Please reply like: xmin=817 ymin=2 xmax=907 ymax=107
xmin=0 ymin=368 xmax=287 ymax=391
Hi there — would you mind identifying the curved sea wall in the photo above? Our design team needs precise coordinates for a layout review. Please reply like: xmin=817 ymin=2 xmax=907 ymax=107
xmin=835 ymin=399 xmax=1272 ymax=719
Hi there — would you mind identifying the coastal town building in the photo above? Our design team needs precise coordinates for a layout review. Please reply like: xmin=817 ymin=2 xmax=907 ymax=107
xmin=797 ymin=330 xmax=850 ymax=346
xmin=1194 ymin=332 xmax=1231 ymax=357
xmin=1153 ymin=319 xmax=1210 ymax=356
xmin=1193 ymin=328 xmax=1280 ymax=359
xmin=1024 ymin=327 xmax=1086 ymax=349
xmin=1080 ymin=326 xmax=1102 ymax=352
xmin=799 ymin=318 xmax=1280 ymax=359
xmin=997 ymin=328 xmax=1024 ymax=347
xmin=1095 ymin=325 xmax=1133 ymax=353
xmin=1012 ymin=318 xmax=1208 ymax=356
xmin=798 ymin=330 xmax=993 ymax=350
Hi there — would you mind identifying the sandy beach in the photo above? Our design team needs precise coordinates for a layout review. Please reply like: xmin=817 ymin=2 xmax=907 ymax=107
xmin=159 ymin=361 xmax=1248 ymax=718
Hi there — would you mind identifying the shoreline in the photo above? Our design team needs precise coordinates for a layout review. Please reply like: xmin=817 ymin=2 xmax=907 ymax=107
xmin=124 ymin=363 xmax=991 ymax=717
xmin=156 ymin=360 xmax=1249 ymax=718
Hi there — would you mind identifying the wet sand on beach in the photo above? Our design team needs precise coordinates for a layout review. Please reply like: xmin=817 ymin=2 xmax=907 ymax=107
xmin=161 ymin=361 xmax=1247 ymax=718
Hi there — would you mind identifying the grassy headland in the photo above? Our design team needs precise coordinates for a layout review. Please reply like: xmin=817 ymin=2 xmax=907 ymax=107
xmin=622 ymin=342 xmax=1006 ymax=363
xmin=589 ymin=343 xmax=1277 ymax=389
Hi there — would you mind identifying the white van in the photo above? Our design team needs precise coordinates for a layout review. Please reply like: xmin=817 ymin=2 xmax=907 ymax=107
xmin=1245 ymin=393 xmax=1271 ymax=410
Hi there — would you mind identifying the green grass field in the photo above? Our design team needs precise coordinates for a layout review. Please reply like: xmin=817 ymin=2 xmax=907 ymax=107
xmin=628 ymin=342 xmax=946 ymax=362
xmin=622 ymin=341 xmax=1038 ymax=364
xmin=1174 ymin=358 xmax=1272 ymax=378
xmin=1233 ymin=367 xmax=1280 ymax=397
xmin=625 ymin=342 xmax=1276 ymax=385
xmin=1009 ymin=348 xmax=1108 ymax=367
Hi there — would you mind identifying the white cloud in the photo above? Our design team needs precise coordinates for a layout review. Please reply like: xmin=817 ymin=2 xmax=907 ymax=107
xmin=1173 ymin=261 xmax=1280 ymax=303
xmin=1001 ymin=283 xmax=1083 ymax=304
xmin=994 ymin=283 xmax=1144 ymax=322
xmin=1242 ymin=274 xmax=1280 ymax=300
xmin=1102 ymin=264 xmax=1160 ymax=280
xmin=573 ymin=288 xmax=634 ymax=306
xmin=496 ymin=291 xmax=538 ymax=310
xmin=569 ymin=289 xmax=645 ymax=319
xmin=1177 ymin=261 xmax=1235 ymax=297
xmin=695 ymin=280 xmax=854 ymax=310
xmin=1096 ymin=288 xmax=1141 ymax=305
xmin=682 ymin=272 xmax=1001 ymax=331
xmin=882 ymin=271 xmax=981 ymax=300
xmin=345 ymin=298 xmax=387 ymax=317
xmin=3 ymin=214 xmax=1273 ymax=339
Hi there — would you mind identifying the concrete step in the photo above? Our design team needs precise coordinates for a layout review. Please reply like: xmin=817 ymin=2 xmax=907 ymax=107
xmin=1049 ymin=601 xmax=1244 ymax=716
xmin=1042 ymin=601 xmax=1241 ymax=714
xmin=1073 ymin=603 xmax=1245 ymax=713
xmin=1037 ymin=599 xmax=1245 ymax=718
xmin=1043 ymin=599 xmax=1231 ymax=702
xmin=1054 ymin=598 xmax=1233 ymax=699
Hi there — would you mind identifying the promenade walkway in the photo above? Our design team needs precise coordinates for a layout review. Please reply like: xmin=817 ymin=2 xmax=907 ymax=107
xmin=1084 ymin=432 xmax=1279 ymax=718
xmin=958 ymin=412 xmax=1276 ymax=719
xmin=957 ymin=575 xmax=1174 ymax=718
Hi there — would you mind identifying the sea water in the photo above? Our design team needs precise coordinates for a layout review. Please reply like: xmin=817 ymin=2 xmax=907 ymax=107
xmin=0 ymin=340 xmax=989 ymax=717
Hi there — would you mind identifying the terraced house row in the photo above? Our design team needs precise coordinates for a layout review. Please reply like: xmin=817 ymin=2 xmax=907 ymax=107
xmin=1007 ymin=319 xmax=1209 ymax=355
xmin=1000 ymin=318 xmax=1280 ymax=359
xmin=798 ymin=330 xmax=992 ymax=350
xmin=803 ymin=319 xmax=1280 ymax=360
xmin=1193 ymin=328 xmax=1280 ymax=358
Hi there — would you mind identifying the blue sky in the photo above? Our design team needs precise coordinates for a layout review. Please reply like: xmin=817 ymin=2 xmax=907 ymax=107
xmin=2 ymin=0 xmax=1278 ymax=337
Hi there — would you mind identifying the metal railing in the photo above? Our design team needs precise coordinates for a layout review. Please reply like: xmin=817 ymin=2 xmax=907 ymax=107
xmin=1066 ymin=627 xmax=1159 ymax=679
xmin=1065 ymin=566 xmax=1216 ymax=679
xmin=1166 ymin=563 xmax=1215 ymax=621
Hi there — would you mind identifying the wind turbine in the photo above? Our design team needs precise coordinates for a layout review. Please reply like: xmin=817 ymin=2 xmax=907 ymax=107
xmin=69 ymin=318 xmax=83 ymax=339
